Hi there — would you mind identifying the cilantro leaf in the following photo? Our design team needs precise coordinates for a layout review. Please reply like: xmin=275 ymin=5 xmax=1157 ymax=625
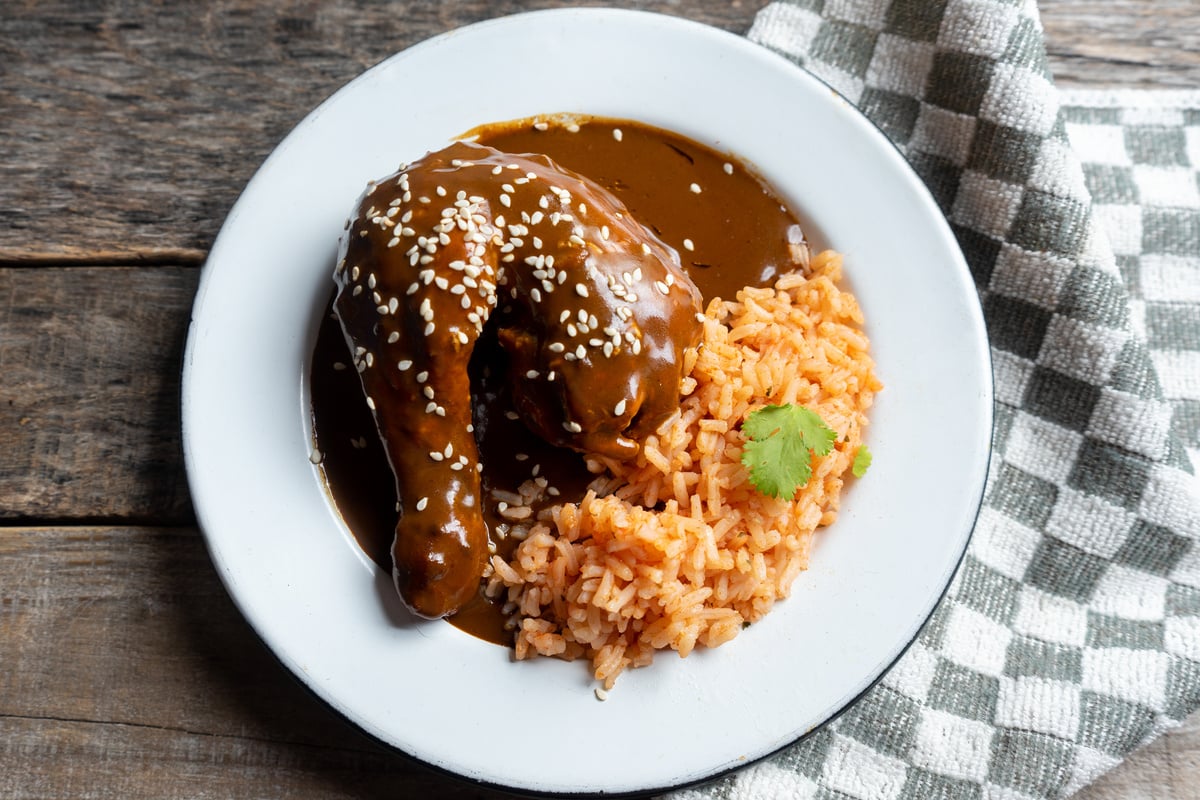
xmin=852 ymin=444 xmax=872 ymax=477
xmin=740 ymin=404 xmax=837 ymax=499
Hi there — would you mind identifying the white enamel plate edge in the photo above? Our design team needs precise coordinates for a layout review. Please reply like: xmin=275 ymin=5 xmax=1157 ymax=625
xmin=183 ymin=8 xmax=993 ymax=795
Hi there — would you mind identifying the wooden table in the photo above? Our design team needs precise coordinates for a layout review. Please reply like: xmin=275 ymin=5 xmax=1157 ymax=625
xmin=2 ymin=2 xmax=1197 ymax=797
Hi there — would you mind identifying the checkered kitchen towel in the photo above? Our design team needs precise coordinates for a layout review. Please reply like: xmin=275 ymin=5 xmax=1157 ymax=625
xmin=672 ymin=2 xmax=1200 ymax=799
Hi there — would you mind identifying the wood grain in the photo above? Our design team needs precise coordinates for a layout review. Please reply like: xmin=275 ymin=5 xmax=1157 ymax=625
xmin=1 ymin=0 xmax=1196 ymax=262
xmin=0 ymin=0 xmax=757 ymax=263
xmin=0 ymin=267 xmax=195 ymax=523
xmin=0 ymin=525 xmax=510 ymax=799
xmin=1076 ymin=713 xmax=1200 ymax=800
xmin=1041 ymin=0 xmax=1200 ymax=89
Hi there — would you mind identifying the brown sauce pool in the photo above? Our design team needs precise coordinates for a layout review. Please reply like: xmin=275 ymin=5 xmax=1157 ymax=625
xmin=310 ymin=117 xmax=805 ymax=643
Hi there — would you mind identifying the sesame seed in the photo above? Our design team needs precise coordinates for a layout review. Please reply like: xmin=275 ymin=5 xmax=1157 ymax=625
xmin=614 ymin=399 xmax=627 ymax=416
xmin=398 ymin=359 xmax=413 ymax=371
xmin=424 ymin=401 xmax=437 ymax=413
xmin=683 ymin=238 xmax=695 ymax=251
xmin=365 ymin=396 xmax=376 ymax=410
xmin=690 ymin=183 xmax=702 ymax=194
xmin=526 ymin=370 xmax=539 ymax=379
xmin=416 ymin=497 xmax=429 ymax=511
xmin=612 ymin=128 xmax=623 ymax=142
xmin=505 ymin=411 xmax=520 ymax=421
xmin=429 ymin=451 xmax=444 ymax=461
xmin=332 ymin=361 xmax=346 ymax=371
xmin=563 ymin=420 xmax=583 ymax=433
xmin=533 ymin=121 xmax=549 ymax=131
xmin=499 ymin=193 xmax=511 ymax=207
xmin=723 ymin=162 xmax=734 ymax=174
xmin=566 ymin=122 xmax=580 ymax=133
xmin=575 ymin=284 xmax=589 ymax=298
xmin=424 ymin=322 xmax=435 ymax=336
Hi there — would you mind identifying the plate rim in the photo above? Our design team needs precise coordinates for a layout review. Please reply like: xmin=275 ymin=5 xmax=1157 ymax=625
xmin=182 ymin=7 xmax=994 ymax=796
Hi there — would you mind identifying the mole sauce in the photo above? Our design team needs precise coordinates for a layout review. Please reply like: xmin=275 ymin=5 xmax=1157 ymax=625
xmin=310 ymin=117 xmax=805 ymax=643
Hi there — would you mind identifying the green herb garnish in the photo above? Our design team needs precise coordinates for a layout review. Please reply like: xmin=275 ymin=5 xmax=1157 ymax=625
xmin=740 ymin=404 xmax=837 ymax=499
xmin=852 ymin=444 xmax=873 ymax=477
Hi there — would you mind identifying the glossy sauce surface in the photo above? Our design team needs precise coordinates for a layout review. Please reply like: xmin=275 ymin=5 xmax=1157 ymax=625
xmin=311 ymin=117 xmax=805 ymax=642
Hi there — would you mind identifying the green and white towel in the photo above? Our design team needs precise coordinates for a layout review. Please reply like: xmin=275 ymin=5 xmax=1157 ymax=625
xmin=673 ymin=1 xmax=1200 ymax=798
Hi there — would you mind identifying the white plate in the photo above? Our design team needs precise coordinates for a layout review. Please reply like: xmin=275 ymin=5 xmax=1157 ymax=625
xmin=184 ymin=8 xmax=991 ymax=796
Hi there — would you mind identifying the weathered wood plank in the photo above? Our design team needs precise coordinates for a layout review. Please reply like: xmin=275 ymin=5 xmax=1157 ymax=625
xmin=1 ymin=0 xmax=1196 ymax=262
xmin=0 ymin=267 xmax=195 ymax=522
xmin=1075 ymin=711 xmax=1200 ymax=800
xmin=0 ymin=0 xmax=757 ymax=262
xmin=0 ymin=525 xmax=510 ymax=799
xmin=1041 ymin=0 xmax=1200 ymax=89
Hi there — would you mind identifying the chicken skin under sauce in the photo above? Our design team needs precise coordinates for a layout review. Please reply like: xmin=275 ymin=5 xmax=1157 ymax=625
xmin=333 ymin=141 xmax=703 ymax=619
